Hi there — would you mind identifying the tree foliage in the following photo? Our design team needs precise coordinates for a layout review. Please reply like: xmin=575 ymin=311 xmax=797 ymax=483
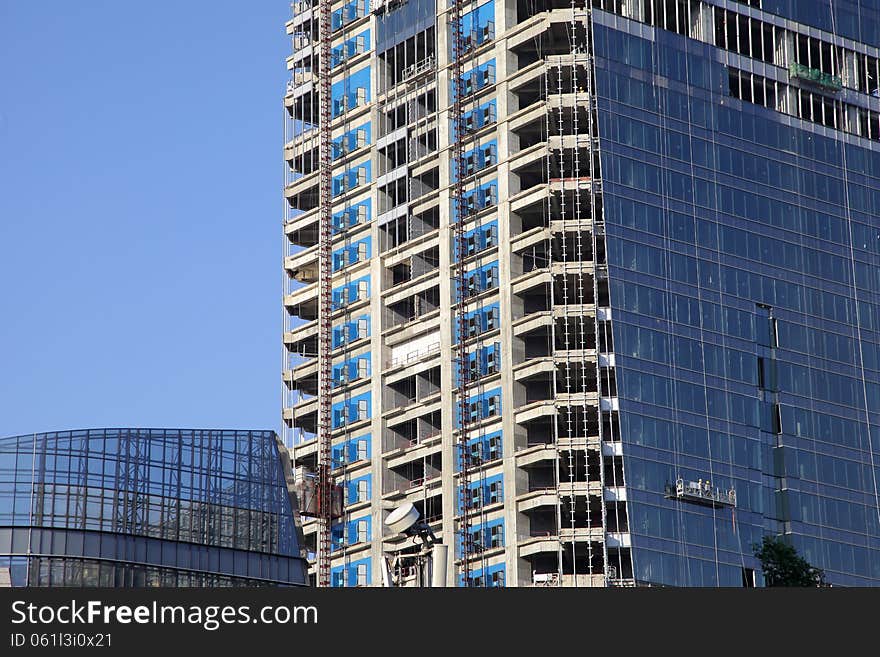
xmin=754 ymin=536 xmax=826 ymax=587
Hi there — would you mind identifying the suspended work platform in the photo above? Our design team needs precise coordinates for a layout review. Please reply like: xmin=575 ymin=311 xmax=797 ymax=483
xmin=665 ymin=478 xmax=737 ymax=509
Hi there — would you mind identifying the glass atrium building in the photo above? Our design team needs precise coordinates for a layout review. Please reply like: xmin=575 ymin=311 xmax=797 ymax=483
xmin=0 ymin=429 xmax=308 ymax=587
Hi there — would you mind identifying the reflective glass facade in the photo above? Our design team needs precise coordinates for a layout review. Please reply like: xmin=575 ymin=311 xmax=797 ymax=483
xmin=0 ymin=429 xmax=307 ymax=587
xmin=592 ymin=2 xmax=880 ymax=586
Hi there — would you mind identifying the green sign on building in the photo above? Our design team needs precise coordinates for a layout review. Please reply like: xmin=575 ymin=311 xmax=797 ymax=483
xmin=789 ymin=62 xmax=843 ymax=92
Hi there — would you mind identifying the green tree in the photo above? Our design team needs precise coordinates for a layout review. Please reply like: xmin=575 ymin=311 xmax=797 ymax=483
xmin=754 ymin=536 xmax=826 ymax=587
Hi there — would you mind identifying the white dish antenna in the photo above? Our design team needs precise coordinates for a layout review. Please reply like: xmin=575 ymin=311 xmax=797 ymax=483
xmin=385 ymin=502 xmax=420 ymax=535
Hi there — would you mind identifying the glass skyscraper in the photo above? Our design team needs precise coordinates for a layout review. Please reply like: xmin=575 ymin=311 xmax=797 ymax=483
xmin=283 ymin=0 xmax=880 ymax=586
xmin=0 ymin=429 xmax=308 ymax=587
xmin=592 ymin=0 xmax=880 ymax=587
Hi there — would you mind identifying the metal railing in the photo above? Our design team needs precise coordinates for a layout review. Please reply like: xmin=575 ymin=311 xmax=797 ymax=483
xmin=402 ymin=54 xmax=436 ymax=81
xmin=387 ymin=341 xmax=442 ymax=368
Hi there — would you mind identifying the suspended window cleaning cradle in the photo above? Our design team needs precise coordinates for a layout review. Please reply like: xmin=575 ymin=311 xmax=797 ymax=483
xmin=665 ymin=477 xmax=737 ymax=509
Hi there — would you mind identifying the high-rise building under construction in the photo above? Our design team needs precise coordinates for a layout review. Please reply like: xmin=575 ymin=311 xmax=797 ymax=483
xmin=282 ymin=0 xmax=880 ymax=587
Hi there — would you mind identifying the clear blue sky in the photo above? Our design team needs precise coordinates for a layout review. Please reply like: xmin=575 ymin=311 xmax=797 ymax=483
xmin=0 ymin=2 xmax=292 ymax=436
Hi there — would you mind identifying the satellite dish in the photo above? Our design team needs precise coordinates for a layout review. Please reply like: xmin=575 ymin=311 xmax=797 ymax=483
xmin=385 ymin=502 xmax=420 ymax=535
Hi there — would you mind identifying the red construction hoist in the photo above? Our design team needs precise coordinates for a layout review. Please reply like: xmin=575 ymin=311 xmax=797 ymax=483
xmin=450 ymin=0 xmax=474 ymax=586
xmin=316 ymin=0 xmax=334 ymax=588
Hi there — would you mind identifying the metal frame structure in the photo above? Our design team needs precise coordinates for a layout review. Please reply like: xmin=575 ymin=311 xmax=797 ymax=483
xmin=316 ymin=0 xmax=335 ymax=588
xmin=449 ymin=0 xmax=474 ymax=587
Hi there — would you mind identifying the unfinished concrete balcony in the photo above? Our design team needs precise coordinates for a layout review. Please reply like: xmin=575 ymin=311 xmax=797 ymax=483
xmin=283 ymin=357 xmax=317 ymax=397
xmin=290 ymin=433 xmax=318 ymax=470
xmin=508 ymin=141 xmax=550 ymax=182
xmin=518 ymin=525 xmax=605 ymax=562
xmin=516 ymin=488 xmax=557 ymax=515
xmin=382 ymin=463 xmax=444 ymax=503
xmin=510 ymin=3 xmax=590 ymax=48
xmin=285 ymin=244 xmax=319 ymax=284
xmin=511 ymin=269 xmax=595 ymax=328
xmin=284 ymin=81 xmax=318 ymax=125
xmin=285 ymin=207 xmax=319 ymax=248
xmin=383 ymin=412 xmax=442 ymax=455
xmin=514 ymin=397 xmax=556 ymax=426
xmin=513 ymin=356 xmax=555 ymax=393
xmin=512 ymin=310 xmax=553 ymax=342
xmin=384 ymin=238 xmax=441 ymax=283
xmin=508 ymin=217 xmax=549 ymax=254
xmin=384 ymin=445 xmax=442 ymax=494
xmin=558 ymin=479 xmax=604 ymax=498
xmin=553 ymin=300 xmax=597 ymax=325
xmin=520 ymin=546 xmax=607 ymax=589
xmin=380 ymin=205 xmax=440 ymax=254
xmin=284 ymin=281 xmax=318 ymax=322
xmin=509 ymin=150 xmax=548 ymax=200
xmin=285 ymin=177 xmax=320 ymax=216
xmin=284 ymin=138 xmax=319 ymax=182
xmin=383 ymin=245 xmax=440 ymax=295
xmin=514 ymin=442 xmax=556 ymax=470
xmin=513 ymin=412 xmax=553 ymax=449
xmin=284 ymin=320 xmax=318 ymax=359
xmin=382 ymin=335 xmax=442 ymax=380
xmin=515 ymin=145 xmax=599 ymax=193
xmin=515 ymin=435 xmax=600 ymax=469
xmin=382 ymin=366 xmax=440 ymax=425
xmin=383 ymin=318 xmax=441 ymax=358
xmin=549 ymin=173 xmax=601 ymax=197
xmin=382 ymin=364 xmax=442 ymax=420
xmin=507 ymin=94 xmax=546 ymax=156
xmin=285 ymin=406 xmax=318 ymax=447
xmin=508 ymin=181 xmax=549 ymax=221
xmin=508 ymin=43 xmax=592 ymax=112
xmin=285 ymin=424 xmax=318 ymax=471
xmin=514 ymin=392 xmax=602 ymax=431
xmin=287 ymin=393 xmax=317 ymax=426
xmin=512 ymin=400 xmax=601 ymax=449
xmin=510 ymin=262 xmax=551 ymax=301
xmin=522 ymin=444 xmax=601 ymax=486
xmin=508 ymin=59 xmax=548 ymax=110
xmin=384 ymin=284 xmax=441 ymax=332
xmin=299 ymin=521 xmax=317 ymax=565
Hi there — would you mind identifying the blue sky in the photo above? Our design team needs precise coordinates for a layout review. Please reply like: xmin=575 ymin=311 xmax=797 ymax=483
xmin=0 ymin=2 xmax=292 ymax=435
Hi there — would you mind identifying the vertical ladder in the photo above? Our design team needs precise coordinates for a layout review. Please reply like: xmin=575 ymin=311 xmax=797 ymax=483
xmin=450 ymin=0 xmax=474 ymax=587
xmin=316 ymin=0 xmax=334 ymax=588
